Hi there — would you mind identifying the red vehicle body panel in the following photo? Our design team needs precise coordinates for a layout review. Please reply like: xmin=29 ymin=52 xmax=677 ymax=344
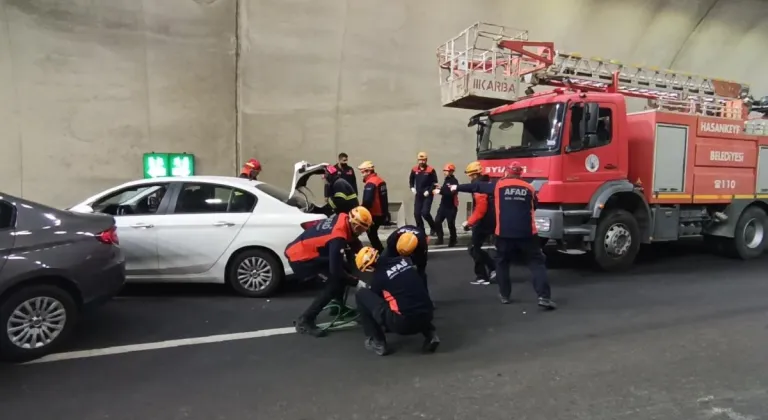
xmin=481 ymin=90 xmax=765 ymax=209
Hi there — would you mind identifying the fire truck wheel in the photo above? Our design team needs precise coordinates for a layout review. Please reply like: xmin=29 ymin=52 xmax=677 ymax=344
xmin=592 ymin=209 xmax=641 ymax=271
xmin=726 ymin=206 xmax=767 ymax=260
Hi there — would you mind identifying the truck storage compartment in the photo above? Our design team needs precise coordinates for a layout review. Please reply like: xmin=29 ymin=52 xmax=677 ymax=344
xmin=692 ymin=167 xmax=754 ymax=200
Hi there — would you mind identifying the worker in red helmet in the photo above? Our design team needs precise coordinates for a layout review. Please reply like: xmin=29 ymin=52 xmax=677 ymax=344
xmin=239 ymin=158 xmax=261 ymax=180
xmin=450 ymin=161 xmax=556 ymax=309
xmin=432 ymin=163 xmax=459 ymax=246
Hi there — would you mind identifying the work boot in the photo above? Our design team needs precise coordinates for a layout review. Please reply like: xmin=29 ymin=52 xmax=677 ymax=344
xmin=294 ymin=317 xmax=327 ymax=337
xmin=435 ymin=236 xmax=444 ymax=246
xmin=422 ymin=331 xmax=440 ymax=353
xmin=499 ymin=295 xmax=511 ymax=305
xmin=364 ymin=337 xmax=389 ymax=356
xmin=538 ymin=298 xmax=557 ymax=311
xmin=448 ymin=238 xmax=457 ymax=247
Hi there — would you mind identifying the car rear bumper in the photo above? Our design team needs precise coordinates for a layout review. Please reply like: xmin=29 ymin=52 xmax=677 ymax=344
xmin=82 ymin=250 xmax=127 ymax=309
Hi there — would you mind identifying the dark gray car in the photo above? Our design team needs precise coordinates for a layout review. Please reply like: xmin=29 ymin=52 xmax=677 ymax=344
xmin=0 ymin=193 xmax=126 ymax=362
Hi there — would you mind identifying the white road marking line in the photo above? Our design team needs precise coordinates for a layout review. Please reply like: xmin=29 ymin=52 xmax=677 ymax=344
xmin=429 ymin=245 xmax=492 ymax=253
xmin=26 ymin=321 xmax=358 ymax=365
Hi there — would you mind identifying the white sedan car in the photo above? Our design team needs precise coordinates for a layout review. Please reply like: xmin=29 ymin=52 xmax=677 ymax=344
xmin=69 ymin=162 xmax=330 ymax=297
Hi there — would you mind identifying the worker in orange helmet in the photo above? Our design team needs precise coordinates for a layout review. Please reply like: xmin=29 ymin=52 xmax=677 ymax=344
xmin=460 ymin=161 xmax=496 ymax=286
xmin=239 ymin=158 xmax=261 ymax=180
xmin=450 ymin=161 xmax=556 ymax=309
xmin=432 ymin=163 xmax=459 ymax=247
xmin=408 ymin=152 xmax=438 ymax=236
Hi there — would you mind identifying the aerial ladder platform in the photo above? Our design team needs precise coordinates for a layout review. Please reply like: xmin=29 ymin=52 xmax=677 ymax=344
xmin=436 ymin=22 xmax=767 ymax=133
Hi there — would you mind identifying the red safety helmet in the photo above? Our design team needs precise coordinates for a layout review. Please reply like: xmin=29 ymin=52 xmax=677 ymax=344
xmin=245 ymin=158 xmax=261 ymax=171
xmin=507 ymin=161 xmax=524 ymax=176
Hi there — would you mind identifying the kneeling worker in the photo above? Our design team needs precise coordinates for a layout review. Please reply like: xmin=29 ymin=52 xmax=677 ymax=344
xmin=354 ymin=247 xmax=439 ymax=356
xmin=382 ymin=225 xmax=428 ymax=285
xmin=285 ymin=206 xmax=373 ymax=337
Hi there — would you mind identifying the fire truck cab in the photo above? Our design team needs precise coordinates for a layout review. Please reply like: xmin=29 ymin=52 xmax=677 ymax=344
xmin=438 ymin=22 xmax=768 ymax=270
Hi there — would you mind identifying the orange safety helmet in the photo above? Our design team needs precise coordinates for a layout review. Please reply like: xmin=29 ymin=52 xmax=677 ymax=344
xmin=464 ymin=161 xmax=483 ymax=176
xmin=395 ymin=232 xmax=419 ymax=256
xmin=443 ymin=163 xmax=456 ymax=172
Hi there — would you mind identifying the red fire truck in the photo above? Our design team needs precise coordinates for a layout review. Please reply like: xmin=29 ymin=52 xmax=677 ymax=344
xmin=437 ymin=22 xmax=768 ymax=270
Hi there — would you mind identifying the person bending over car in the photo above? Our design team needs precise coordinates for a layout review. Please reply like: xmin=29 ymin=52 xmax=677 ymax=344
xmin=285 ymin=206 xmax=373 ymax=337
xmin=354 ymin=246 xmax=439 ymax=356
xmin=381 ymin=225 xmax=429 ymax=287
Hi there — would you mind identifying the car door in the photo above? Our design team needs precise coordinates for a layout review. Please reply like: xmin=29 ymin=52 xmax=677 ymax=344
xmin=562 ymin=102 xmax=624 ymax=202
xmin=0 ymin=201 xmax=16 ymax=273
xmin=88 ymin=182 xmax=173 ymax=275
xmin=154 ymin=182 xmax=256 ymax=275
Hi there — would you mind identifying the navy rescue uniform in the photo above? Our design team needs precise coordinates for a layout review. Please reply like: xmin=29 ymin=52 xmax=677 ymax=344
xmin=459 ymin=177 xmax=552 ymax=302
xmin=361 ymin=173 xmax=390 ymax=252
xmin=382 ymin=225 xmax=429 ymax=286
xmin=354 ymin=256 xmax=436 ymax=346
xmin=409 ymin=165 xmax=438 ymax=234
xmin=285 ymin=213 xmax=363 ymax=327
xmin=434 ymin=174 xmax=459 ymax=246
xmin=459 ymin=175 xmax=496 ymax=283
xmin=334 ymin=163 xmax=358 ymax=195
xmin=324 ymin=173 xmax=359 ymax=215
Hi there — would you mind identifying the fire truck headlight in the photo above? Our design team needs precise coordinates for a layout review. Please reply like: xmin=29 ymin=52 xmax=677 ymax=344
xmin=535 ymin=217 xmax=551 ymax=232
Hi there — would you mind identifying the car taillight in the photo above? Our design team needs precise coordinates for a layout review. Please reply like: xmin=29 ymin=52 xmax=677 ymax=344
xmin=301 ymin=220 xmax=321 ymax=230
xmin=97 ymin=226 xmax=119 ymax=245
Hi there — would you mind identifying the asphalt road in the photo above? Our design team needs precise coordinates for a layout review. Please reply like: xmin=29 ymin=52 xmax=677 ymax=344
xmin=1 ymin=242 xmax=768 ymax=420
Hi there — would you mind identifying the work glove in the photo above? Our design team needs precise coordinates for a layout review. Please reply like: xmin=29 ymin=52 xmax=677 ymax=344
xmin=356 ymin=279 xmax=369 ymax=290
xmin=462 ymin=221 xmax=471 ymax=231
xmin=423 ymin=190 xmax=430 ymax=197
xmin=432 ymin=188 xmax=441 ymax=195
xmin=411 ymin=187 xmax=417 ymax=195
xmin=449 ymin=185 xmax=457 ymax=192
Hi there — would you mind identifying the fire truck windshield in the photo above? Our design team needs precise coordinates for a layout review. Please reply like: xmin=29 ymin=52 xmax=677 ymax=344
xmin=478 ymin=103 xmax=565 ymax=158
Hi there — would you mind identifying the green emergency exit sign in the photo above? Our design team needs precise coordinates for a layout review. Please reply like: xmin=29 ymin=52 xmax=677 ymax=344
xmin=143 ymin=153 xmax=196 ymax=178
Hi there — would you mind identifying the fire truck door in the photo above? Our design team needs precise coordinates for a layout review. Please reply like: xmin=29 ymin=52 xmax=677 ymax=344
xmin=562 ymin=102 xmax=623 ymax=200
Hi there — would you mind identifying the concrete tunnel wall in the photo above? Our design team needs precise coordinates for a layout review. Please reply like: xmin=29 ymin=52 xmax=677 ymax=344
xmin=2 ymin=0 xmax=768 ymax=218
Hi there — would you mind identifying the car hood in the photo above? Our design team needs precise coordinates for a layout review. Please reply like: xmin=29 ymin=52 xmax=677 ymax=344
xmin=288 ymin=161 xmax=329 ymax=200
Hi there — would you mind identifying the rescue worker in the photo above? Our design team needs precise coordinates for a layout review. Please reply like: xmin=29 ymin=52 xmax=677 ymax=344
xmin=382 ymin=226 xmax=428 ymax=287
xmin=358 ymin=160 xmax=390 ymax=252
xmin=239 ymin=158 xmax=261 ymax=180
xmin=335 ymin=152 xmax=358 ymax=194
xmin=285 ymin=206 xmax=373 ymax=337
xmin=461 ymin=162 xmax=496 ymax=286
xmin=354 ymin=246 xmax=439 ymax=356
xmin=433 ymin=163 xmax=459 ymax=246
xmin=409 ymin=152 xmax=438 ymax=235
xmin=323 ymin=164 xmax=359 ymax=215
xmin=451 ymin=162 xmax=556 ymax=309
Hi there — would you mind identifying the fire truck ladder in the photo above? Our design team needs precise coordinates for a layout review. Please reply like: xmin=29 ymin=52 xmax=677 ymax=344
xmin=437 ymin=22 xmax=753 ymax=118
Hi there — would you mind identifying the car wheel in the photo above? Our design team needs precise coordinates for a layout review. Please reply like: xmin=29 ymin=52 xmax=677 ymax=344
xmin=0 ymin=284 xmax=78 ymax=363
xmin=227 ymin=249 xmax=283 ymax=298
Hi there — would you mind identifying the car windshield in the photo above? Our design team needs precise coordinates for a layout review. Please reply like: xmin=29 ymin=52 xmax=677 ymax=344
xmin=255 ymin=183 xmax=308 ymax=211
xmin=478 ymin=103 xmax=565 ymax=158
